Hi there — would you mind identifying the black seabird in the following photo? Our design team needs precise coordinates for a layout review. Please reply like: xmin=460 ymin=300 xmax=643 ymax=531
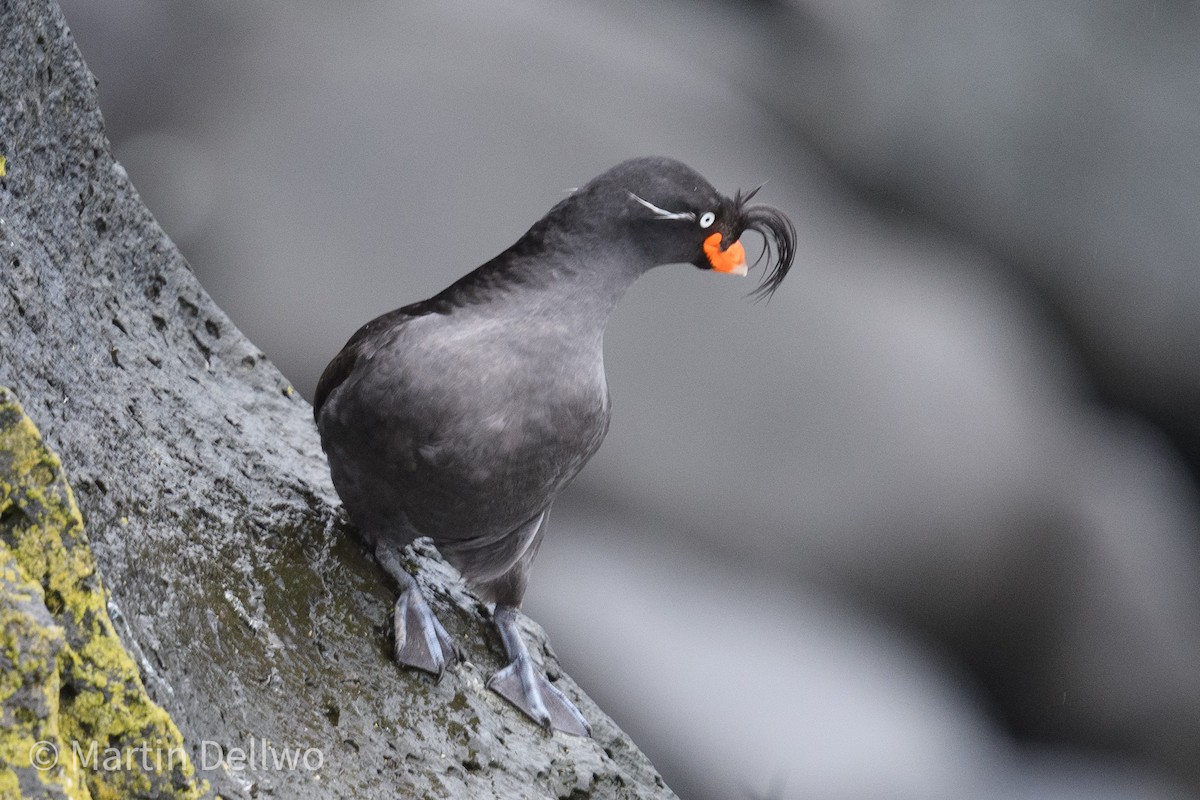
xmin=314 ymin=156 xmax=796 ymax=736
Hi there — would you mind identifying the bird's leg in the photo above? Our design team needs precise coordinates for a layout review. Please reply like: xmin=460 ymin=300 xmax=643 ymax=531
xmin=375 ymin=543 xmax=460 ymax=680
xmin=487 ymin=604 xmax=591 ymax=736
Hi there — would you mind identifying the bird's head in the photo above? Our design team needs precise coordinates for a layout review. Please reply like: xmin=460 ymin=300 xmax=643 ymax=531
xmin=571 ymin=157 xmax=797 ymax=299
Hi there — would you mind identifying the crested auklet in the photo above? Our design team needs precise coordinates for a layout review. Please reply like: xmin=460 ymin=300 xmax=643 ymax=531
xmin=314 ymin=156 xmax=796 ymax=735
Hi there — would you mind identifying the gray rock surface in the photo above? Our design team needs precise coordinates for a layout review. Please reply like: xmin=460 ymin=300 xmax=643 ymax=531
xmin=0 ymin=1 xmax=677 ymax=797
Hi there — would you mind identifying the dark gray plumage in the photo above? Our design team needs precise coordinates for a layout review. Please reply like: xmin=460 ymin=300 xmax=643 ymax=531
xmin=314 ymin=156 xmax=796 ymax=735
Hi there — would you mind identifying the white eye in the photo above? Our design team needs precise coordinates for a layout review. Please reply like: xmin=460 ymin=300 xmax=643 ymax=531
xmin=699 ymin=211 xmax=716 ymax=228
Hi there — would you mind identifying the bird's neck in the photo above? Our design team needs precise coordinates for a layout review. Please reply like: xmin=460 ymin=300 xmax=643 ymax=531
xmin=439 ymin=233 xmax=652 ymax=344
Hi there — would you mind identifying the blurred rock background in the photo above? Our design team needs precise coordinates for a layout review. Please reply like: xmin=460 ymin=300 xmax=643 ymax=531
xmin=55 ymin=1 xmax=1200 ymax=798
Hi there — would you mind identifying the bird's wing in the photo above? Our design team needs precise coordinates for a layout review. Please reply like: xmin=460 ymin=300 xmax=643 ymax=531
xmin=313 ymin=305 xmax=422 ymax=421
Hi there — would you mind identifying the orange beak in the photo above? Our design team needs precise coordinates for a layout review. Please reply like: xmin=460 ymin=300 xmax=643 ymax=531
xmin=703 ymin=232 xmax=747 ymax=276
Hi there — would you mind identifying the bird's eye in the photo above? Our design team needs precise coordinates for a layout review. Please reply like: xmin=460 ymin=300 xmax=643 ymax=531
xmin=699 ymin=211 xmax=716 ymax=228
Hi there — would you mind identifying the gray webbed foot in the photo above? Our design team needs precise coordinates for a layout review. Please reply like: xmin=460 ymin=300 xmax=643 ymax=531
xmin=376 ymin=543 xmax=461 ymax=679
xmin=394 ymin=585 xmax=461 ymax=679
xmin=487 ymin=605 xmax=591 ymax=737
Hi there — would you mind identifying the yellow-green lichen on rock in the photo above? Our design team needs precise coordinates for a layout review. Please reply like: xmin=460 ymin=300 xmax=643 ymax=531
xmin=0 ymin=386 xmax=206 ymax=800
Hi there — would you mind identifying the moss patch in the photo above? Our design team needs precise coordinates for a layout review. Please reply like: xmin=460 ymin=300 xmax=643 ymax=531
xmin=0 ymin=386 xmax=206 ymax=799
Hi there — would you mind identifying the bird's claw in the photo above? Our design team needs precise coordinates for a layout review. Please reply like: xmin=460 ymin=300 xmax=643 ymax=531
xmin=488 ymin=654 xmax=591 ymax=737
xmin=393 ymin=586 xmax=460 ymax=678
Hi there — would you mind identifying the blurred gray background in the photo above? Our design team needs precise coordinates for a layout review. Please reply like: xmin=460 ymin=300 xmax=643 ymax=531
xmin=56 ymin=1 xmax=1200 ymax=799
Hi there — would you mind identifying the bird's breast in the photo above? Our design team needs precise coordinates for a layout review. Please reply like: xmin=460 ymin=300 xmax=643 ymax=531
xmin=395 ymin=380 xmax=606 ymax=540
xmin=330 ymin=317 xmax=611 ymax=540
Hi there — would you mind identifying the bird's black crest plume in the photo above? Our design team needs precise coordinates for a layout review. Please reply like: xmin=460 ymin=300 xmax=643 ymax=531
xmin=730 ymin=186 xmax=797 ymax=301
